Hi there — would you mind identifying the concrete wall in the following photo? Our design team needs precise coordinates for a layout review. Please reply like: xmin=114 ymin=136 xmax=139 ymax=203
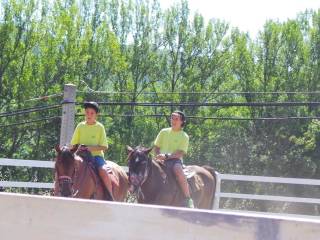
xmin=0 ymin=192 xmax=319 ymax=240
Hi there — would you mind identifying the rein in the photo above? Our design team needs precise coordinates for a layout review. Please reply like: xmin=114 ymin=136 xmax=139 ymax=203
xmin=58 ymin=168 xmax=77 ymax=196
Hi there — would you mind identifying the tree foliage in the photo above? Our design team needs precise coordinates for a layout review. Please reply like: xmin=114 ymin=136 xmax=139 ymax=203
xmin=0 ymin=0 xmax=319 ymax=214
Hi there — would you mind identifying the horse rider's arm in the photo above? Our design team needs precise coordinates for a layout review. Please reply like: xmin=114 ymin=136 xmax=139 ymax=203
xmin=154 ymin=146 xmax=161 ymax=155
xmin=87 ymin=145 xmax=108 ymax=152
xmin=155 ymin=147 xmax=185 ymax=160
xmin=166 ymin=150 xmax=185 ymax=160
xmin=154 ymin=146 xmax=167 ymax=161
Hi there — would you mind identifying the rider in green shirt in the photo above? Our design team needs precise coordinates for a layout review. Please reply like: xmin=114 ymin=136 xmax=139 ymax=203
xmin=70 ymin=101 xmax=113 ymax=200
xmin=154 ymin=111 xmax=194 ymax=208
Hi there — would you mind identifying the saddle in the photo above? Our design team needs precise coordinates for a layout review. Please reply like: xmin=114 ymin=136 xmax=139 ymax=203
xmin=156 ymin=160 xmax=202 ymax=193
xmin=76 ymin=149 xmax=119 ymax=187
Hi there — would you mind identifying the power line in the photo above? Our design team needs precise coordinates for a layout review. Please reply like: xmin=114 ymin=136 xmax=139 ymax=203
xmin=0 ymin=104 xmax=61 ymax=118
xmin=0 ymin=104 xmax=61 ymax=115
xmin=188 ymin=116 xmax=320 ymax=121
xmin=25 ymin=93 xmax=63 ymax=102
xmin=77 ymin=90 xmax=320 ymax=95
xmin=75 ymin=114 xmax=320 ymax=121
xmin=76 ymin=101 xmax=320 ymax=107
xmin=0 ymin=116 xmax=61 ymax=128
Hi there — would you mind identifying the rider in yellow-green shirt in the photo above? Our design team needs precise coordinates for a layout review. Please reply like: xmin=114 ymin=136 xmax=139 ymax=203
xmin=70 ymin=101 xmax=113 ymax=200
xmin=154 ymin=111 xmax=194 ymax=208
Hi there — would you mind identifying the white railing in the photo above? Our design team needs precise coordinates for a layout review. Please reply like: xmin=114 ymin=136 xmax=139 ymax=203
xmin=0 ymin=158 xmax=54 ymax=168
xmin=213 ymin=173 xmax=320 ymax=209
xmin=1 ymin=158 xmax=320 ymax=212
xmin=0 ymin=158 xmax=128 ymax=189
xmin=0 ymin=158 xmax=54 ymax=189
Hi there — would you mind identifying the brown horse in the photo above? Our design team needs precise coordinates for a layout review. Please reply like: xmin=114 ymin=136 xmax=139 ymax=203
xmin=127 ymin=146 xmax=217 ymax=209
xmin=54 ymin=145 xmax=128 ymax=201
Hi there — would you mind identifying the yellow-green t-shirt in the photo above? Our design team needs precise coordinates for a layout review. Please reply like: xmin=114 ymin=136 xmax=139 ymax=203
xmin=154 ymin=128 xmax=189 ymax=157
xmin=70 ymin=121 xmax=108 ymax=157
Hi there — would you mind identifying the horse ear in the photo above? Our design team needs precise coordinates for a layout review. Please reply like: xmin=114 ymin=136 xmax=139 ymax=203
xmin=144 ymin=147 xmax=153 ymax=155
xmin=126 ymin=145 xmax=134 ymax=154
xmin=55 ymin=145 xmax=61 ymax=153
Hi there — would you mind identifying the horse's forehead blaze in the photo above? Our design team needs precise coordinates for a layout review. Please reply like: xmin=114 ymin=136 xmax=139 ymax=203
xmin=134 ymin=152 xmax=147 ymax=164
xmin=129 ymin=150 xmax=148 ymax=169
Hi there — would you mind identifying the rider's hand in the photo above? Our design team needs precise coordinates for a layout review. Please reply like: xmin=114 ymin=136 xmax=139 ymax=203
xmin=156 ymin=154 xmax=166 ymax=161
xmin=86 ymin=146 xmax=93 ymax=152
xmin=78 ymin=145 xmax=89 ymax=152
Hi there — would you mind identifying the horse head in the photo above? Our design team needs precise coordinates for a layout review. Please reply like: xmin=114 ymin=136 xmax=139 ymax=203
xmin=126 ymin=146 xmax=153 ymax=194
xmin=54 ymin=145 xmax=78 ymax=197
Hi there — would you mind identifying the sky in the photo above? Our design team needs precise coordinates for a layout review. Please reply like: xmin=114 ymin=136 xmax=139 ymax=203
xmin=159 ymin=0 xmax=320 ymax=37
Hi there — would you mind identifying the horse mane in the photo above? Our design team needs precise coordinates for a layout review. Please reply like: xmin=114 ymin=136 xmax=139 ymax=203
xmin=134 ymin=146 xmax=150 ymax=152
xmin=131 ymin=146 xmax=163 ymax=167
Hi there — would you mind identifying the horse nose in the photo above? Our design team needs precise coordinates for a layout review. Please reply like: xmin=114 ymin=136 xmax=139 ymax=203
xmin=129 ymin=174 xmax=140 ymax=193
xmin=129 ymin=184 xmax=135 ymax=193
xmin=61 ymin=188 xmax=72 ymax=197
xmin=130 ymin=173 xmax=141 ymax=184
xmin=61 ymin=183 xmax=72 ymax=197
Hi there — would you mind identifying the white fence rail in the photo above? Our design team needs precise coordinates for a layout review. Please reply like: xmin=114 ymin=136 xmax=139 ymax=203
xmin=0 ymin=158 xmax=128 ymax=189
xmin=1 ymin=158 xmax=320 ymax=211
xmin=213 ymin=173 xmax=320 ymax=210
xmin=0 ymin=181 xmax=53 ymax=188
xmin=0 ymin=158 xmax=54 ymax=168
xmin=220 ymin=173 xmax=320 ymax=185
xmin=0 ymin=158 xmax=54 ymax=189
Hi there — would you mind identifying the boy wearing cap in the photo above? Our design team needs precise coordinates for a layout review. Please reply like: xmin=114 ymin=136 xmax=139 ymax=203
xmin=70 ymin=101 xmax=113 ymax=200
xmin=154 ymin=110 xmax=194 ymax=208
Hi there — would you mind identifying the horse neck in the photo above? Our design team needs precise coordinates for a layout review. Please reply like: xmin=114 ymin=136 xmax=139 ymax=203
xmin=73 ymin=157 xmax=96 ymax=197
xmin=72 ymin=158 xmax=85 ymax=185
xmin=141 ymin=160 xmax=163 ymax=195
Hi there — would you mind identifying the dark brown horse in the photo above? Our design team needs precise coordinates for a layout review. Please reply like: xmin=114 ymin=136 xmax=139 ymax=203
xmin=54 ymin=145 xmax=129 ymax=201
xmin=127 ymin=146 xmax=217 ymax=209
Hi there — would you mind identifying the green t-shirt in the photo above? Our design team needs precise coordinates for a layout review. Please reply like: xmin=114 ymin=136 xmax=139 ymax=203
xmin=154 ymin=128 xmax=189 ymax=156
xmin=70 ymin=121 xmax=108 ymax=157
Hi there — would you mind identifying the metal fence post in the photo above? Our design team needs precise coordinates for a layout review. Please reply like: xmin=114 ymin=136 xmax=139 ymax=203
xmin=213 ymin=172 xmax=221 ymax=210
xmin=59 ymin=84 xmax=76 ymax=146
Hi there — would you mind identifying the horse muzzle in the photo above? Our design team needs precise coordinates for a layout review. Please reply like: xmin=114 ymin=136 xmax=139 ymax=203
xmin=58 ymin=176 xmax=74 ymax=197
xmin=128 ymin=184 xmax=137 ymax=194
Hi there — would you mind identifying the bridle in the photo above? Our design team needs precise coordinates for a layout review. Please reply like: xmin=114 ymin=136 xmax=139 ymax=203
xmin=128 ymin=151 xmax=152 ymax=199
xmin=56 ymin=160 xmax=77 ymax=197
xmin=55 ymin=148 xmax=83 ymax=197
